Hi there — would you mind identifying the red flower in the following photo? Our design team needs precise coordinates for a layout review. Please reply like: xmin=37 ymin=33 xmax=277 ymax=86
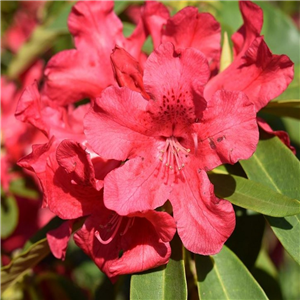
xmin=142 ymin=2 xmax=221 ymax=72
xmin=42 ymin=139 xmax=176 ymax=280
xmin=43 ymin=0 xmax=148 ymax=106
xmin=142 ymin=1 xmax=295 ymax=152
xmin=204 ymin=1 xmax=294 ymax=112
xmin=84 ymin=42 xmax=259 ymax=255
xmin=74 ymin=207 xmax=176 ymax=282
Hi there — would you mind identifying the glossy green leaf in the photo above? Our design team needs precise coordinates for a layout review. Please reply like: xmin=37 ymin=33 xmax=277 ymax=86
xmin=196 ymin=245 xmax=268 ymax=300
xmin=262 ymin=100 xmax=300 ymax=119
xmin=1 ymin=238 xmax=50 ymax=292
xmin=209 ymin=173 xmax=300 ymax=217
xmin=240 ymin=136 xmax=300 ymax=265
xmin=225 ymin=209 xmax=265 ymax=269
xmin=1 ymin=195 xmax=19 ymax=239
xmin=7 ymin=2 xmax=73 ymax=79
xmin=130 ymin=234 xmax=187 ymax=300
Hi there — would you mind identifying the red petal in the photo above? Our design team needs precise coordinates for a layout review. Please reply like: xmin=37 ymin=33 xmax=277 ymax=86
xmin=163 ymin=7 xmax=221 ymax=70
xmin=257 ymin=117 xmax=296 ymax=154
xmin=56 ymin=140 xmax=98 ymax=188
xmin=84 ymin=87 xmax=151 ymax=161
xmin=103 ymin=153 xmax=171 ymax=216
xmin=205 ymin=38 xmax=294 ymax=111
xmin=141 ymin=2 xmax=170 ymax=49
xmin=17 ymin=137 xmax=58 ymax=207
xmin=172 ymin=169 xmax=235 ymax=255
xmin=47 ymin=220 xmax=74 ymax=260
xmin=44 ymin=50 xmax=114 ymax=106
xmin=46 ymin=143 xmax=102 ymax=219
xmin=15 ymin=82 xmax=48 ymax=136
xmin=232 ymin=1 xmax=263 ymax=58
xmin=196 ymin=90 xmax=258 ymax=170
xmin=74 ymin=208 xmax=175 ymax=280
xmin=110 ymin=46 xmax=149 ymax=99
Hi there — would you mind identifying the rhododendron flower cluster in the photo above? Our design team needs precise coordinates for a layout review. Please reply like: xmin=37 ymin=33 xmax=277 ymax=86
xmin=15 ymin=0 xmax=294 ymax=281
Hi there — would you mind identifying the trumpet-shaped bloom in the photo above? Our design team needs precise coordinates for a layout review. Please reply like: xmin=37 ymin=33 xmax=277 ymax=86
xmin=74 ymin=207 xmax=176 ymax=282
xmin=204 ymin=1 xmax=294 ymax=111
xmin=43 ymin=0 xmax=148 ymax=105
xmin=142 ymin=2 xmax=221 ymax=71
xmin=84 ymin=42 xmax=259 ymax=255
xmin=41 ymin=139 xmax=176 ymax=280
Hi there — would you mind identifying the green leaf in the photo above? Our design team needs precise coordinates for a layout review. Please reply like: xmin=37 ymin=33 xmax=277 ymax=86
xmin=7 ymin=2 xmax=73 ymax=79
xmin=208 ymin=173 xmax=300 ymax=217
xmin=1 ymin=238 xmax=50 ymax=292
xmin=130 ymin=234 xmax=187 ymax=300
xmin=252 ymin=249 xmax=283 ymax=300
xmin=262 ymin=100 xmax=300 ymax=119
xmin=9 ymin=178 xmax=39 ymax=199
xmin=123 ymin=22 xmax=135 ymax=38
xmin=196 ymin=245 xmax=268 ymax=300
xmin=1 ymin=195 xmax=19 ymax=239
xmin=279 ymin=250 xmax=300 ymax=300
xmin=45 ymin=2 xmax=73 ymax=31
xmin=226 ymin=209 xmax=265 ymax=269
xmin=240 ymin=135 xmax=300 ymax=265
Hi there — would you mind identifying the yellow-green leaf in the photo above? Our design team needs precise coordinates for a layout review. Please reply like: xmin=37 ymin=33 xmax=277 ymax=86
xmin=1 ymin=238 xmax=50 ymax=292
xmin=1 ymin=195 xmax=19 ymax=239
xmin=262 ymin=99 xmax=300 ymax=119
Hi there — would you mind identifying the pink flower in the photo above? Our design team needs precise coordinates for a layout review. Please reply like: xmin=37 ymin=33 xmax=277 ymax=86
xmin=43 ymin=0 xmax=148 ymax=106
xmin=84 ymin=42 xmax=259 ymax=255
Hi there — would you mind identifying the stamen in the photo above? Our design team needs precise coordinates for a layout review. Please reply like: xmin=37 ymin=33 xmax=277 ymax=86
xmin=120 ymin=218 xmax=135 ymax=236
xmin=95 ymin=216 xmax=122 ymax=245
xmin=159 ymin=136 xmax=190 ymax=172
